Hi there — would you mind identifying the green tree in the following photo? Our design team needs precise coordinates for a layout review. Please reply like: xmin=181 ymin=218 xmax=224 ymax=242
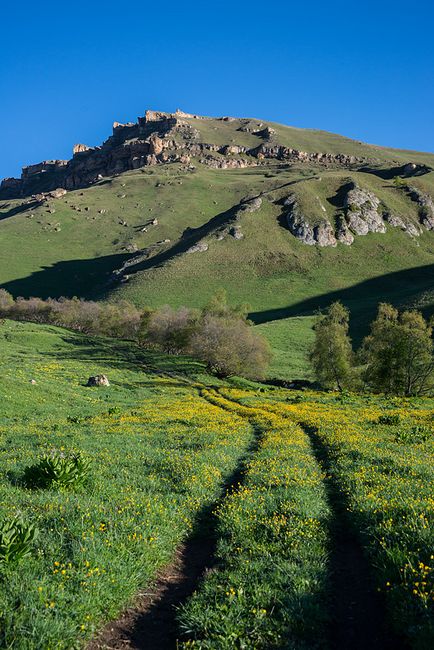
xmin=203 ymin=289 xmax=250 ymax=320
xmin=310 ymin=302 xmax=354 ymax=391
xmin=362 ymin=303 xmax=434 ymax=396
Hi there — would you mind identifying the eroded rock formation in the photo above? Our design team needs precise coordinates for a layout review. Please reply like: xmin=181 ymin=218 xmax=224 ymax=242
xmin=344 ymin=185 xmax=385 ymax=235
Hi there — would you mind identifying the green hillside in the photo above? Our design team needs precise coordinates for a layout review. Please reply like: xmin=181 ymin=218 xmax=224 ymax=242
xmin=1 ymin=111 xmax=434 ymax=378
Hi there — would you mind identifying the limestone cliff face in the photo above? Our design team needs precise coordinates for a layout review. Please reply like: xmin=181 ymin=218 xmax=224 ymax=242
xmin=1 ymin=110 xmax=432 ymax=207
xmin=0 ymin=109 xmax=381 ymax=197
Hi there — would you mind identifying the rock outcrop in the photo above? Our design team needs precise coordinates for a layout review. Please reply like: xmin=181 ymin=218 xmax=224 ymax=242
xmin=285 ymin=200 xmax=338 ymax=247
xmin=186 ymin=241 xmax=209 ymax=253
xmin=383 ymin=212 xmax=420 ymax=237
xmin=344 ymin=185 xmax=386 ymax=235
xmin=284 ymin=196 xmax=316 ymax=245
xmin=73 ymin=144 xmax=91 ymax=155
xmin=336 ymin=217 xmax=354 ymax=245
xmin=215 ymin=196 xmax=262 ymax=241
xmin=313 ymin=221 xmax=337 ymax=247
xmin=407 ymin=186 xmax=434 ymax=230
xmin=0 ymin=108 xmax=388 ymax=198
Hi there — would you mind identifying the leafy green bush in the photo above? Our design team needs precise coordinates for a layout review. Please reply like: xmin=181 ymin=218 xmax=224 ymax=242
xmin=395 ymin=425 xmax=431 ymax=444
xmin=0 ymin=517 xmax=38 ymax=565
xmin=24 ymin=451 xmax=91 ymax=490
xmin=377 ymin=413 xmax=401 ymax=426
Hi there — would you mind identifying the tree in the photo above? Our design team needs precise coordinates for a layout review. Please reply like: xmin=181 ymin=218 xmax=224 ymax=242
xmin=203 ymin=289 xmax=250 ymax=320
xmin=362 ymin=303 xmax=434 ymax=396
xmin=0 ymin=290 xmax=14 ymax=315
xmin=146 ymin=305 xmax=199 ymax=354
xmin=310 ymin=302 xmax=354 ymax=391
xmin=190 ymin=313 xmax=271 ymax=379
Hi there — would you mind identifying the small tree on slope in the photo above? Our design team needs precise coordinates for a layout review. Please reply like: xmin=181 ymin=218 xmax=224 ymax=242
xmin=310 ymin=302 xmax=354 ymax=391
xmin=362 ymin=303 xmax=434 ymax=396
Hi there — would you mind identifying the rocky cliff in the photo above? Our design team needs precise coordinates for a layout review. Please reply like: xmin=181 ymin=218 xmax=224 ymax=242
xmin=1 ymin=109 xmax=409 ymax=198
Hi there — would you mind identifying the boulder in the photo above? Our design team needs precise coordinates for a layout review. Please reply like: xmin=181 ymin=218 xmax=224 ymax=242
xmin=87 ymin=375 xmax=110 ymax=387
xmin=186 ymin=241 xmax=208 ymax=253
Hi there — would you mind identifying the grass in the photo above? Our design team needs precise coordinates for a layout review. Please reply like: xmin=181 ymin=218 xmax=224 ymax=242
xmin=252 ymin=390 xmax=434 ymax=648
xmin=0 ymin=320 xmax=433 ymax=647
xmin=178 ymin=389 xmax=330 ymax=649
xmin=0 ymin=320 xmax=252 ymax=648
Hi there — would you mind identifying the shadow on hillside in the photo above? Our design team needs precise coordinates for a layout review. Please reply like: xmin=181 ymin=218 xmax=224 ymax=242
xmin=46 ymin=333 xmax=205 ymax=383
xmin=358 ymin=164 xmax=432 ymax=180
xmin=249 ymin=263 xmax=434 ymax=344
xmin=115 ymin=199 xmax=255 ymax=277
xmin=0 ymin=252 xmax=133 ymax=299
xmin=0 ymin=200 xmax=40 ymax=221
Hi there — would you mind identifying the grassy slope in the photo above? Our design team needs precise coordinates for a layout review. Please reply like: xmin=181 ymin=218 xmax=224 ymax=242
xmin=0 ymin=320 xmax=254 ymax=648
xmin=1 ymin=116 xmax=434 ymax=378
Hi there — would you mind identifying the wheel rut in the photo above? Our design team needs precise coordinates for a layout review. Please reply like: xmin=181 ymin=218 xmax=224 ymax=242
xmin=88 ymin=392 xmax=262 ymax=649
xmin=303 ymin=423 xmax=408 ymax=650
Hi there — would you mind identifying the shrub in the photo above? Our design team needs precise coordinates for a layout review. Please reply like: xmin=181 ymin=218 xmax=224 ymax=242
xmin=190 ymin=314 xmax=271 ymax=379
xmin=24 ymin=451 xmax=91 ymax=490
xmin=377 ymin=413 xmax=401 ymax=426
xmin=0 ymin=517 xmax=38 ymax=565
xmin=395 ymin=425 xmax=431 ymax=444
xmin=146 ymin=305 xmax=199 ymax=354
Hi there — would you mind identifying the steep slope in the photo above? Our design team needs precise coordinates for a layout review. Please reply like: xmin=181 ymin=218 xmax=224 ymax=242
xmin=1 ymin=109 xmax=434 ymax=377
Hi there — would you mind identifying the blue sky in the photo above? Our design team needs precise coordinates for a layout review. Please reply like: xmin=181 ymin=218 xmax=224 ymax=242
xmin=1 ymin=0 xmax=433 ymax=179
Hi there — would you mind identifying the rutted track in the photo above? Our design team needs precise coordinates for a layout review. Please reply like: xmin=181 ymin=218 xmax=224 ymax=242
xmin=89 ymin=387 xmax=405 ymax=649
xmin=88 ymin=390 xmax=263 ymax=649
xmin=232 ymin=391 xmax=407 ymax=650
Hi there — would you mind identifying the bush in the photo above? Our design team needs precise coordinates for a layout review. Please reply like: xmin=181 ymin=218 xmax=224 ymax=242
xmin=377 ymin=413 xmax=401 ymax=426
xmin=0 ymin=517 xmax=38 ymax=565
xmin=24 ymin=451 xmax=91 ymax=490
xmin=146 ymin=305 xmax=199 ymax=354
xmin=395 ymin=425 xmax=431 ymax=444
xmin=190 ymin=314 xmax=271 ymax=379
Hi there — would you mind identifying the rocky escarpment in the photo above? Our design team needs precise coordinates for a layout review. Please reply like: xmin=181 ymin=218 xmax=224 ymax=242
xmin=1 ymin=109 xmax=392 ymax=198
xmin=283 ymin=181 xmax=431 ymax=247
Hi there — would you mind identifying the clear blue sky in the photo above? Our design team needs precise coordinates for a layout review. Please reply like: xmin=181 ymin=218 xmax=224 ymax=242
xmin=1 ymin=0 xmax=433 ymax=180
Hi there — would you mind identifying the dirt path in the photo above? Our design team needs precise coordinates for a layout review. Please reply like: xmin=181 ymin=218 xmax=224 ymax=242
xmin=305 ymin=424 xmax=408 ymax=650
xmin=88 ymin=413 xmax=262 ymax=649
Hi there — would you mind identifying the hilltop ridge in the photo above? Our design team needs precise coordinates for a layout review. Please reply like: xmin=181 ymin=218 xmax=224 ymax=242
xmin=1 ymin=108 xmax=434 ymax=378
xmin=2 ymin=108 xmax=432 ymax=198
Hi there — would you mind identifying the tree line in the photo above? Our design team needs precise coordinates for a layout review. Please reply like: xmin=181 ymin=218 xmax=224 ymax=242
xmin=0 ymin=289 xmax=271 ymax=380
xmin=311 ymin=301 xmax=434 ymax=396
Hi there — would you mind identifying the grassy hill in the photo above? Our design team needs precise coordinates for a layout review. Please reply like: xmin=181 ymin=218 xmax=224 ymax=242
xmin=1 ymin=111 xmax=434 ymax=378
